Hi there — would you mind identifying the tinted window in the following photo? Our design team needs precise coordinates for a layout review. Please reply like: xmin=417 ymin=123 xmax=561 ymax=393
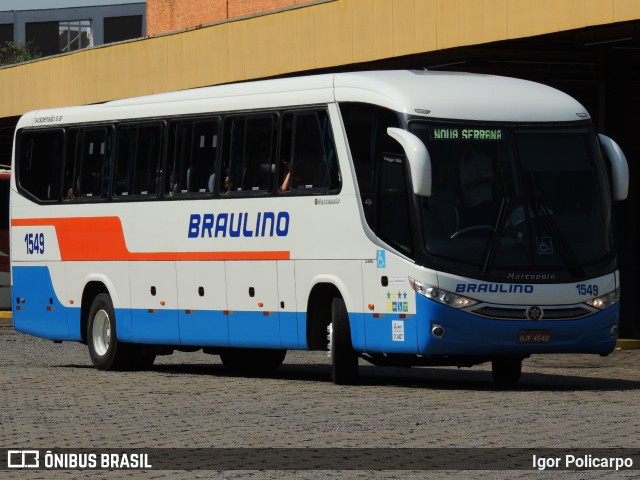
xmin=377 ymin=155 xmax=413 ymax=257
xmin=17 ymin=129 xmax=64 ymax=202
xmin=278 ymin=110 xmax=339 ymax=193
xmin=115 ymin=123 xmax=163 ymax=197
xmin=166 ymin=118 xmax=219 ymax=196
xmin=65 ymin=128 xmax=112 ymax=200
xmin=340 ymin=103 xmax=401 ymax=231
xmin=222 ymin=115 xmax=275 ymax=194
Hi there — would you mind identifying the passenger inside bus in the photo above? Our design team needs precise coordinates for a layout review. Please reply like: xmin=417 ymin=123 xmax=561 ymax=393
xmin=279 ymin=162 xmax=291 ymax=191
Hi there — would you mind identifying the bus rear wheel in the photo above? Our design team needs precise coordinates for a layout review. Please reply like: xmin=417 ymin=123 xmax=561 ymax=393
xmin=491 ymin=357 xmax=523 ymax=387
xmin=330 ymin=297 xmax=359 ymax=385
xmin=87 ymin=293 xmax=130 ymax=371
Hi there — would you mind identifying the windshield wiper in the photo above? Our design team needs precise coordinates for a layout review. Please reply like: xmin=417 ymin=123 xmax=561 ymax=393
xmin=480 ymin=169 xmax=511 ymax=277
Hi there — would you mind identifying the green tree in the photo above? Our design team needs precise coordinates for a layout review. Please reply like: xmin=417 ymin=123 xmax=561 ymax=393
xmin=0 ymin=41 xmax=41 ymax=66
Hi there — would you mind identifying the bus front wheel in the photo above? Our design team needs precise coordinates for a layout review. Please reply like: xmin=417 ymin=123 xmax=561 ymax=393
xmin=330 ymin=297 xmax=359 ymax=385
xmin=87 ymin=293 xmax=130 ymax=371
xmin=491 ymin=357 xmax=523 ymax=387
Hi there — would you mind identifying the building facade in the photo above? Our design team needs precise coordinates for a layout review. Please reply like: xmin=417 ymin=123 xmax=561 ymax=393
xmin=0 ymin=0 xmax=145 ymax=57
xmin=147 ymin=0 xmax=317 ymax=37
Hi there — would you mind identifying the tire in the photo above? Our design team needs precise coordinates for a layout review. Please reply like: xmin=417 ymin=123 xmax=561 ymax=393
xmin=130 ymin=346 xmax=156 ymax=370
xmin=491 ymin=357 xmax=523 ymax=387
xmin=87 ymin=293 xmax=131 ymax=371
xmin=330 ymin=297 xmax=359 ymax=385
xmin=220 ymin=348 xmax=286 ymax=374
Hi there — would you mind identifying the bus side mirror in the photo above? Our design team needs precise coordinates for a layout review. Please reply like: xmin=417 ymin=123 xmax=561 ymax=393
xmin=598 ymin=134 xmax=629 ymax=201
xmin=387 ymin=127 xmax=432 ymax=197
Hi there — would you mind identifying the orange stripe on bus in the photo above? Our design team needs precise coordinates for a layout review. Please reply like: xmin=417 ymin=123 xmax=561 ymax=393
xmin=11 ymin=217 xmax=291 ymax=261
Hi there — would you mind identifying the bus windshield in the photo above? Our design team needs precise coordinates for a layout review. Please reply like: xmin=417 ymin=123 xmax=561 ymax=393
xmin=408 ymin=121 xmax=614 ymax=280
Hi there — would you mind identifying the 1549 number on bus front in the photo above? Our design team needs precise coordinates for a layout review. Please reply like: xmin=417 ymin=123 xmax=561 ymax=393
xmin=24 ymin=232 xmax=45 ymax=254
xmin=576 ymin=283 xmax=599 ymax=296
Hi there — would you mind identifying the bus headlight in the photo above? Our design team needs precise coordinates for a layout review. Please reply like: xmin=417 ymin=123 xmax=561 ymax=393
xmin=586 ymin=288 xmax=620 ymax=310
xmin=409 ymin=277 xmax=478 ymax=309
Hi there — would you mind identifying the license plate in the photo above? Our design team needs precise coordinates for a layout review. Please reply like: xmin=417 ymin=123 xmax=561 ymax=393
xmin=518 ymin=330 xmax=551 ymax=343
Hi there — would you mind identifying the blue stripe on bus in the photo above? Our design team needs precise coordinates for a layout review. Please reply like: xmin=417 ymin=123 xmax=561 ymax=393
xmin=13 ymin=266 xmax=618 ymax=356
xmin=12 ymin=265 xmax=306 ymax=349
xmin=360 ymin=295 xmax=618 ymax=356
xmin=414 ymin=295 xmax=618 ymax=356
xmin=12 ymin=266 xmax=80 ymax=341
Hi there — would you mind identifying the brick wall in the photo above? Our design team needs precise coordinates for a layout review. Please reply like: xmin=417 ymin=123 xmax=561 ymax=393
xmin=147 ymin=0 xmax=313 ymax=36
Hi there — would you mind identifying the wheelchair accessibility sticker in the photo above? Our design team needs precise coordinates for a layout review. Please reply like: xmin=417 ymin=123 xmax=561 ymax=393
xmin=376 ymin=250 xmax=386 ymax=268
xmin=536 ymin=237 xmax=554 ymax=255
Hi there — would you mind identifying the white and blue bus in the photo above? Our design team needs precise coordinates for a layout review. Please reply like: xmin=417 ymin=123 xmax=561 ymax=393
xmin=10 ymin=70 xmax=629 ymax=385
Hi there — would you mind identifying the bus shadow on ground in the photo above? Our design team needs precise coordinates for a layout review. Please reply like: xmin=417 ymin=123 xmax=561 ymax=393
xmin=92 ymin=361 xmax=640 ymax=392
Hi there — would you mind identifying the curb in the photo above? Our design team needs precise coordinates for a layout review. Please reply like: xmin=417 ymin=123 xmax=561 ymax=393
xmin=616 ymin=339 xmax=640 ymax=350
xmin=0 ymin=311 xmax=11 ymax=329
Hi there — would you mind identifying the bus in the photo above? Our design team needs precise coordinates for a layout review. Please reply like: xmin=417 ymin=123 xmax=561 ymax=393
xmin=10 ymin=70 xmax=629 ymax=385
xmin=0 ymin=168 xmax=10 ymax=309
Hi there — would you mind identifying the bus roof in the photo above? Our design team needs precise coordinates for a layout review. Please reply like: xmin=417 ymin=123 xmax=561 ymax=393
xmin=333 ymin=70 xmax=589 ymax=122
xmin=20 ymin=70 xmax=589 ymax=128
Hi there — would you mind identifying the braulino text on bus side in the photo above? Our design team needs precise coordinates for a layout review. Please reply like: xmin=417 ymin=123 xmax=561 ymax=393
xmin=188 ymin=211 xmax=290 ymax=238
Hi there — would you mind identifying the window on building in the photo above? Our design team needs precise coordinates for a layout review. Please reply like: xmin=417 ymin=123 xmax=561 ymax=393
xmin=59 ymin=20 xmax=92 ymax=52
xmin=26 ymin=21 xmax=59 ymax=56
xmin=26 ymin=20 xmax=93 ymax=56
xmin=104 ymin=15 xmax=143 ymax=44
xmin=0 ymin=24 xmax=13 ymax=45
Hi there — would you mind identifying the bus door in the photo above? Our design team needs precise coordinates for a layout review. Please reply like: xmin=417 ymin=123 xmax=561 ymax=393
xmin=226 ymin=261 xmax=281 ymax=348
xmin=177 ymin=261 xmax=229 ymax=346
xmin=362 ymin=154 xmax=419 ymax=353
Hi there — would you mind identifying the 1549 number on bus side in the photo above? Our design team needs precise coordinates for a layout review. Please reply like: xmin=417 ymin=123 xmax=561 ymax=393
xmin=24 ymin=232 xmax=45 ymax=255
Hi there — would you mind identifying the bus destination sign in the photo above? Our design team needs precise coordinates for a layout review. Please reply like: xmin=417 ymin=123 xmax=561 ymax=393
xmin=432 ymin=128 xmax=503 ymax=140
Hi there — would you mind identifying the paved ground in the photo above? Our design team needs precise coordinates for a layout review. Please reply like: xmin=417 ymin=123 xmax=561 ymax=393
xmin=1 ymin=319 xmax=639 ymax=480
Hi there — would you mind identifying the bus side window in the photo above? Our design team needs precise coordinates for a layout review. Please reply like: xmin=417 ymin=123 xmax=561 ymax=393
xmin=115 ymin=123 xmax=163 ymax=198
xmin=222 ymin=117 xmax=242 ymax=194
xmin=340 ymin=103 xmax=401 ymax=231
xmin=244 ymin=116 xmax=274 ymax=192
xmin=377 ymin=154 xmax=414 ymax=257
xmin=278 ymin=109 xmax=339 ymax=194
xmin=166 ymin=121 xmax=193 ymax=195
xmin=222 ymin=115 xmax=275 ymax=194
xmin=190 ymin=119 xmax=219 ymax=193
xmin=165 ymin=119 xmax=218 ymax=196
xmin=16 ymin=129 xmax=64 ymax=202
xmin=64 ymin=129 xmax=79 ymax=200
xmin=115 ymin=125 xmax=136 ymax=196
xmin=292 ymin=112 xmax=329 ymax=191
xmin=78 ymin=128 xmax=110 ymax=199
xmin=133 ymin=124 xmax=163 ymax=196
